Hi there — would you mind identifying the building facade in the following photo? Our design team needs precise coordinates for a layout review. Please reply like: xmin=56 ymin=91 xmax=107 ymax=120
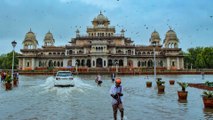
xmin=18 ymin=12 xmax=184 ymax=71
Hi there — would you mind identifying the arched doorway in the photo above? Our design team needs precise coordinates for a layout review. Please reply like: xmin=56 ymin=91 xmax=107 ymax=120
xmin=96 ymin=58 xmax=103 ymax=67
xmin=127 ymin=60 xmax=133 ymax=67
xmin=108 ymin=59 xmax=113 ymax=66
xmin=148 ymin=60 xmax=153 ymax=67
xmin=48 ymin=60 xmax=53 ymax=67
xmin=119 ymin=59 xmax=123 ymax=66
xmin=86 ymin=59 xmax=91 ymax=67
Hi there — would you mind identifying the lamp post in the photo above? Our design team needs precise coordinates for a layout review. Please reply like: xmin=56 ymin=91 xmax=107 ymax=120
xmin=153 ymin=45 xmax=156 ymax=81
xmin=11 ymin=40 xmax=17 ymax=80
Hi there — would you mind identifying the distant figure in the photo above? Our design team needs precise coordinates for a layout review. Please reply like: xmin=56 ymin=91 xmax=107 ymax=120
xmin=95 ymin=74 xmax=102 ymax=86
xmin=201 ymin=72 xmax=205 ymax=80
xmin=1 ymin=71 xmax=6 ymax=82
xmin=13 ymin=72 xmax=19 ymax=81
xmin=111 ymin=73 xmax=116 ymax=83
xmin=110 ymin=78 xmax=124 ymax=120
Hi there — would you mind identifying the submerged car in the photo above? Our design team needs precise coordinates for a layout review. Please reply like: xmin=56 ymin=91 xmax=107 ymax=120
xmin=54 ymin=71 xmax=74 ymax=87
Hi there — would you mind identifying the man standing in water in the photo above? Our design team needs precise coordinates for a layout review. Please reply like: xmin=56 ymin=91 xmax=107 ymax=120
xmin=110 ymin=78 xmax=124 ymax=120
xmin=111 ymin=73 xmax=116 ymax=83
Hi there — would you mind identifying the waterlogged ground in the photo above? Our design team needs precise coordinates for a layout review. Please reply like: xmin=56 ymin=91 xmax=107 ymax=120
xmin=0 ymin=75 xmax=213 ymax=120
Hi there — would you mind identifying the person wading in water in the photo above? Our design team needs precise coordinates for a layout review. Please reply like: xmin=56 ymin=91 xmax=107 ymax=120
xmin=111 ymin=73 xmax=116 ymax=83
xmin=95 ymin=74 xmax=102 ymax=86
xmin=110 ymin=78 xmax=124 ymax=120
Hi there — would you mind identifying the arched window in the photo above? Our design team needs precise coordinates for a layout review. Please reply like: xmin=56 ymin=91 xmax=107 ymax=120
xmin=119 ymin=59 xmax=123 ymax=66
xmin=57 ymin=61 xmax=60 ymax=67
xmin=39 ymin=61 xmax=42 ymax=67
xmin=108 ymin=59 xmax=113 ymax=66
xmin=76 ymin=59 xmax=80 ymax=66
xmin=81 ymin=59 xmax=85 ymax=66
xmin=54 ymin=61 xmax=57 ymax=66
xmin=137 ymin=61 xmax=141 ymax=67
xmin=69 ymin=50 xmax=73 ymax=55
xmin=86 ymin=59 xmax=91 ymax=67
xmin=61 ymin=61 xmax=63 ymax=67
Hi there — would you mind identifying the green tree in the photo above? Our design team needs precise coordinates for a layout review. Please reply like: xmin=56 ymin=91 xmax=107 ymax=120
xmin=0 ymin=52 xmax=19 ymax=69
xmin=184 ymin=47 xmax=213 ymax=69
xmin=202 ymin=47 xmax=213 ymax=68
xmin=195 ymin=53 xmax=205 ymax=68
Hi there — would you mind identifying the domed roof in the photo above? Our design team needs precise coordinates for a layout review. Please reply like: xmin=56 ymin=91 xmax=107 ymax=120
xmin=165 ymin=29 xmax=177 ymax=38
xmin=163 ymin=28 xmax=179 ymax=43
xmin=151 ymin=30 xmax=160 ymax=39
xmin=44 ymin=31 xmax=54 ymax=40
xmin=93 ymin=11 xmax=109 ymax=23
xmin=23 ymin=29 xmax=38 ymax=44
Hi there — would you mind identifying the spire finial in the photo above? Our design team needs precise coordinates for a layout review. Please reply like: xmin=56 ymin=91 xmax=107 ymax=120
xmin=100 ymin=10 xmax=102 ymax=14
xmin=29 ymin=28 xmax=32 ymax=32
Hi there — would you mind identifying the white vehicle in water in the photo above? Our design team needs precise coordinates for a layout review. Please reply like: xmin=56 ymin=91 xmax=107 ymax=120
xmin=54 ymin=71 xmax=74 ymax=87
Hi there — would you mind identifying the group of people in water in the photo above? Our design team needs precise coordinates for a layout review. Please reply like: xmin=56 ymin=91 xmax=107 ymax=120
xmin=1 ymin=70 xmax=19 ymax=82
xmin=95 ymin=72 xmax=116 ymax=86
xmin=95 ymin=73 xmax=124 ymax=120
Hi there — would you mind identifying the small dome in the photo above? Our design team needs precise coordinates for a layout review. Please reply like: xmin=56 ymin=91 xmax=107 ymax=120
xmin=150 ymin=30 xmax=161 ymax=45
xmin=163 ymin=28 xmax=179 ymax=45
xmin=151 ymin=30 xmax=160 ymax=39
xmin=22 ymin=29 xmax=38 ymax=49
xmin=23 ymin=29 xmax=38 ymax=44
xmin=44 ymin=31 xmax=55 ymax=46
xmin=44 ymin=31 xmax=54 ymax=40
xmin=165 ymin=29 xmax=177 ymax=39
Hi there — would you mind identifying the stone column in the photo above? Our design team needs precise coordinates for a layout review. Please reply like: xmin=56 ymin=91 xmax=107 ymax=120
xmin=166 ymin=58 xmax=170 ymax=70
xmin=63 ymin=59 xmax=68 ymax=67
xmin=72 ymin=58 xmax=76 ymax=66
xmin=123 ymin=57 xmax=127 ymax=67
xmin=22 ymin=58 xmax=25 ymax=70
xmin=32 ymin=58 xmax=35 ymax=70
xmin=91 ymin=57 xmax=96 ymax=68
xmin=106 ymin=57 xmax=108 ymax=67
xmin=177 ymin=57 xmax=180 ymax=69
xmin=181 ymin=57 xmax=184 ymax=69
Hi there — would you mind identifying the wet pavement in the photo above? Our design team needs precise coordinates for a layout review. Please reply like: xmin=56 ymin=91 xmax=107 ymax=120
xmin=0 ymin=75 xmax=213 ymax=120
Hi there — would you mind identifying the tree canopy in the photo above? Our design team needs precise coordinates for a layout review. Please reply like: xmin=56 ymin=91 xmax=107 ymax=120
xmin=0 ymin=52 xmax=19 ymax=69
xmin=184 ymin=47 xmax=213 ymax=69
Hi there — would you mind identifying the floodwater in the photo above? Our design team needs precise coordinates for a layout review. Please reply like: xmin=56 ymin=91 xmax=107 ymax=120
xmin=0 ymin=75 xmax=213 ymax=120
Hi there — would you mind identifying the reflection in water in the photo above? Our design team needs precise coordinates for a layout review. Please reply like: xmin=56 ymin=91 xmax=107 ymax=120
xmin=203 ymin=108 xmax=213 ymax=119
xmin=0 ymin=75 xmax=213 ymax=120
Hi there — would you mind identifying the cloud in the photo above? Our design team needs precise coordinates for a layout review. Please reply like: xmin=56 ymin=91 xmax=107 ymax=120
xmin=60 ymin=0 xmax=119 ymax=9
xmin=2 ymin=0 xmax=22 ymax=6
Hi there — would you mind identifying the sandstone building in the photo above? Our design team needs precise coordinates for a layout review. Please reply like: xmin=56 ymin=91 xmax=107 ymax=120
xmin=18 ymin=12 xmax=184 ymax=71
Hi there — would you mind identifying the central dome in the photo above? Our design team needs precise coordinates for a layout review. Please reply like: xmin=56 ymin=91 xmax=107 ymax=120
xmin=92 ymin=11 xmax=110 ymax=25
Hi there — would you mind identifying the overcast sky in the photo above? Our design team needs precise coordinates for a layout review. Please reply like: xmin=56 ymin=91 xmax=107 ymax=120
xmin=0 ymin=0 xmax=213 ymax=54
